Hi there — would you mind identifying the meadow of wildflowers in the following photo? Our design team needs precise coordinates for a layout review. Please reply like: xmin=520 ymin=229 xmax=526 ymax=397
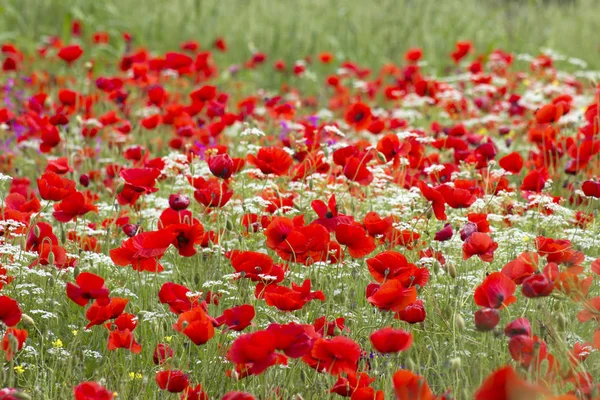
xmin=1 ymin=3 xmax=600 ymax=400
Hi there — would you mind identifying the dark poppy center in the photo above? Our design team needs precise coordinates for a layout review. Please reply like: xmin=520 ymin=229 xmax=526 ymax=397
xmin=354 ymin=112 xmax=365 ymax=122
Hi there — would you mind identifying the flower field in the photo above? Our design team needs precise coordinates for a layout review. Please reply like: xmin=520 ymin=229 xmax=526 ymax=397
xmin=2 ymin=11 xmax=600 ymax=400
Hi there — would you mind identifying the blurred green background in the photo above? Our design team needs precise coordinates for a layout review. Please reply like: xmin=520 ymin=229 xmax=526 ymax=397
xmin=1 ymin=0 xmax=598 ymax=69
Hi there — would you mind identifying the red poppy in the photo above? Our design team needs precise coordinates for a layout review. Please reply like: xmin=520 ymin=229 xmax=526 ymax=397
xmin=117 ymin=168 xmax=161 ymax=205
xmin=215 ymin=304 xmax=255 ymax=331
xmin=208 ymin=153 xmax=234 ymax=179
xmin=437 ymin=184 xmax=476 ymax=209
xmin=247 ymin=147 xmax=293 ymax=176
xmin=366 ymin=251 xmax=421 ymax=285
xmin=345 ymin=103 xmax=372 ymax=131
xmin=110 ymin=230 xmax=176 ymax=272
xmin=535 ymin=103 xmax=565 ymax=124
xmin=264 ymin=217 xmax=329 ymax=264
xmin=434 ymin=223 xmax=453 ymax=241
xmin=504 ymin=318 xmax=532 ymax=338
xmin=156 ymin=370 xmax=189 ymax=393
xmin=370 ymin=327 xmax=412 ymax=353
xmin=521 ymin=273 xmax=554 ymax=298
xmin=508 ymin=335 xmax=547 ymax=368
xmin=158 ymin=282 xmax=199 ymax=314
xmin=520 ymin=168 xmax=549 ymax=192
xmin=311 ymin=195 xmax=354 ymax=232
xmin=2 ymin=327 xmax=27 ymax=361
xmin=193 ymin=178 xmax=234 ymax=208
xmin=451 ymin=41 xmax=472 ymax=63
xmin=343 ymin=156 xmax=373 ymax=185
xmin=226 ymin=330 xmax=282 ymax=376
xmin=266 ymin=322 xmax=319 ymax=358
xmin=107 ymin=329 xmax=142 ymax=354
xmin=307 ymin=336 xmax=361 ymax=376
xmin=0 ymin=296 xmax=22 ymax=327
xmin=153 ymin=343 xmax=174 ymax=365
xmin=367 ymin=280 xmax=418 ymax=313
xmin=259 ymin=279 xmax=325 ymax=311
xmin=463 ymin=232 xmax=498 ymax=262
xmin=66 ymin=272 xmax=110 ymax=307
xmin=313 ymin=316 xmax=346 ymax=337
xmin=227 ymin=250 xmax=284 ymax=282
xmin=335 ymin=223 xmax=376 ymax=258
xmin=392 ymin=370 xmax=436 ymax=400
xmin=498 ymin=152 xmax=524 ymax=174
xmin=474 ymin=272 xmax=517 ymax=309
xmin=419 ymin=182 xmax=447 ymax=220
xmin=58 ymin=44 xmax=84 ymax=64
xmin=53 ymin=191 xmax=98 ymax=222
xmin=582 ymin=180 xmax=600 ymax=198
xmin=501 ymin=251 xmax=538 ymax=284
xmin=395 ymin=300 xmax=426 ymax=323
xmin=73 ymin=382 xmax=114 ymax=400
xmin=474 ymin=308 xmax=500 ymax=331
xmin=85 ymin=297 xmax=128 ymax=329
xmin=173 ymin=307 xmax=215 ymax=345
xmin=159 ymin=208 xmax=204 ymax=257
xmin=474 ymin=366 xmax=542 ymax=400
xmin=37 ymin=171 xmax=76 ymax=201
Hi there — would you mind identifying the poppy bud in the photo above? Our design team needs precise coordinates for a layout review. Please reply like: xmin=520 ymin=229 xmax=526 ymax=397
xmin=169 ymin=194 xmax=190 ymax=211
xmin=474 ymin=308 xmax=499 ymax=331
xmin=406 ymin=357 xmax=416 ymax=371
xmin=460 ymin=222 xmax=478 ymax=241
xmin=454 ymin=313 xmax=465 ymax=332
xmin=376 ymin=151 xmax=387 ymax=163
xmin=447 ymin=262 xmax=457 ymax=279
xmin=47 ymin=251 xmax=55 ymax=266
xmin=557 ymin=313 xmax=567 ymax=331
xmin=34 ymin=224 xmax=41 ymax=237
xmin=115 ymin=182 xmax=125 ymax=194
xmin=449 ymin=357 xmax=461 ymax=370
xmin=21 ymin=314 xmax=35 ymax=327
xmin=11 ymin=392 xmax=31 ymax=400
xmin=522 ymin=273 xmax=553 ymax=298
xmin=208 ymin=154 xmax=234 ymax=179
xmin=73 ymin=265 xmax=80 ymax=279
xmin=79 ymin=174 xmax=90 ymax=187
xmin=153 ymin=343 xmax=174 ymax=365
xmin=122 ymin=224 xmax=139 ymax=237
xmin=434 ymin=223 xmax=453 ymax=241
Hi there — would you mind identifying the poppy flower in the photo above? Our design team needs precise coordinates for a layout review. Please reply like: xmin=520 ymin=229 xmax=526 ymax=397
xmin=504 ymin=318 xmax=532 ymax=338
xmin=498 ymin=152 xmax=524 ymax=174
xmin=110 ymin=230 xmax=176 ymax=272
xmin=2 ymin=327 xmax=27 ymax=361
xmin=434 ymin=223 xmax=453 ymax=241
xmin=158 ymin=282 xmax=199 ymax=314
xmin=193 ymin=178 xmax=234 ymax=208
xmin=535 ymin=103 xmax=565 ymax=124
xmin=392 ymin=370 xmax=436 ymax=400
xmin=463 ymin=232 xmax=498 ymax=262
xmin=156 ymin=370 xmax=189 ymax=393
xmin=85 ymin=297 xmax=128 ymax=329
xmin=260 ymin=279 xmax=325 ymax=311
xmin=308 ymin=336 xmax=361 ymax=376
xmin=227 ymin=250 xmax=283 ymax=282
xmin=520 ymin=168 xmax=549 ymax=192
xmin=264 ymin=218 xmax=329 ymax=264
xmin=582 ymin=180 xmax=600 ymax=198
xmin=247 ymin=147 xmax=293 ymax=176
xmin=501 ymin=252 xmax=538 ymax=284
xmin=367 ymin=280 xmax=418 ymax=313
xmin=474 ymin=308 xmax=500 ymax=331
xmin=58 ymin=44 xmax=84 ymax=64
xmin=521 ymin=273 xmax=554 ymax=298
xmin=335 ymin=223 xmax=376 ymax=258
xmin=173 ymin=307 xmax=215 ymax=345
xmin=66 ymin=272 xmax=110 ymax=307
xmin=266 ymin=322 xmax=319 ymax=358
xmin=451 ymin=41 xmax=472 ymax=63
xmin=153 ymin=343 xmax=174 ymax=365
xmin=37 ymin=171 xmax=76 ymax=201
xmin=73 ymin=382 xmax=114 ymax=400
xmin=370 ymin=327 xmax=413 ymax=353
xmin=474 ymin=366 xmax=542 ymax=400
xmin=343 ymin=156 xmax=373 ymax=186
xmin=366 ymin=251 xmax=420 ymax=285
xmin=208 ymin=153 xmax=234 ymax=179
xmin=436 ymin=184 xmax=475 ymax=209
xmin=53 ymin=191 xmax=98 ymax=222
xmin=215 ymin=304 xmax=255 ymax=331
xmin=311 ymin=195 xmax=354 ymax=232
xmin=0 ymin=296 xmax=22 ymax=327
xmin=474 ymin=272 xmax=517 ymax=309
xmin=107 ymin=329 xmax=142 ymax=354
xmin=344 ymin=102 xmax=372 ymax=131
xmin=159 ymin=208 xmax=204 ymax=257
xmin=226 ymin=330 xmax=281 ymax=375
xmin=508 ymin=335 xmax=547 ymax=368
xmin=395 ymin=300 xmax=426 ymax=323
xmin=222 ymin=392 xmax=255 ymax=400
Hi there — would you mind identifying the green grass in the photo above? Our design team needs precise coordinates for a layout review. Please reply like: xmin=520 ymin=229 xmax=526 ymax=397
xmin=2 ymin=0 xmax=599 ymax=73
